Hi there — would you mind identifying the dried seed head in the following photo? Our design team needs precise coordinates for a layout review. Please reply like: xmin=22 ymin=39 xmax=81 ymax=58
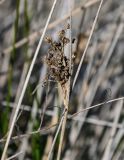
xmin=63 ymin=37 xmax=70 ymax=45
xmin=45 ymin=36 xmax=52 ymax=44
xmin=58 ymin=29 xmax=65 ymax=38
xmin=43 ymin=24 xmax=71 ymax=86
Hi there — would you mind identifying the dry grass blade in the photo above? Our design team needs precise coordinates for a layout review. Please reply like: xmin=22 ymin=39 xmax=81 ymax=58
xmin=1 ymin=97 xmax=124 ymax=145
xmin=70 ymin=96 xmax=124 ymax=119
xmin=57 ymin=105 xmax=68 ymax=160
xmin=1 ymin=0 xmax=58 ymax=159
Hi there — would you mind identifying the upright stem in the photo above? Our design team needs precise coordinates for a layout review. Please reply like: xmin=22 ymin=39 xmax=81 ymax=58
xmin=57 ymin=93 xmax=69 ymax=160
xmin=57 ymin=1 xmax=73 ymax=158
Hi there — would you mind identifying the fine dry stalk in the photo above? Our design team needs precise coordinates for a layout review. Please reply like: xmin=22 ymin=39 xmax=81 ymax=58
xmin=57 ymin=84 xmax=70 ymax=160
xmin=57 ymin=1 xmax=72 ymax=158
xmin=1 ymin=96 xmax=124 ymax=144
xmin=72 ymin=0 xmax=104 ymax=89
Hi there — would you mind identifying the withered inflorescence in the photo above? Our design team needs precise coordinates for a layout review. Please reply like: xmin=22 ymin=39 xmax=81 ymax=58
xmin=43 ymin=25 xmax=71 ymax=86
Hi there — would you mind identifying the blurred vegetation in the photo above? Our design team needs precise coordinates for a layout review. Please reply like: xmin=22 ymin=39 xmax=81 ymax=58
xmin=0 ymin=0 xmax=124 ymax=159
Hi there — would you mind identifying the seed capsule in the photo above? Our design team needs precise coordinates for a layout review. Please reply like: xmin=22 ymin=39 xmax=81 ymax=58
xmin=45 ymin=36 xmax=52 ymax=44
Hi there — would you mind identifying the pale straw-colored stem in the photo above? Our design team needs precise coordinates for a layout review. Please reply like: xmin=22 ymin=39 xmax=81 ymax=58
xmin=57 ymin=1 xmax=73 ymax=158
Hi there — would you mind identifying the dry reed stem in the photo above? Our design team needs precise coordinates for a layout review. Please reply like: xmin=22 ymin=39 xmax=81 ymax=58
xmin=57 ymin=1 xmax=73 ymax=158
xmin=57 ymin=89 xmax=69 ymax=160
xmin=1 ymin=0 xmax=58 ymax=159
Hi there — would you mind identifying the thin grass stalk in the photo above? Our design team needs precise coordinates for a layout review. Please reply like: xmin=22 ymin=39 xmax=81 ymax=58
xmin=57 ymin=1 xmax=73 ymax=159
xmin=2 ymin=95 xmax=124 ymax=121
xmin=2 ymin=100 xmax=124 ymax=133
xmin=1 ymin=0 xmax=58 ymax=159
xmin=57 ymin=95 xmax=69 ymax=160
xmin=1 ymin=96 xmax=124 ymax=144
xmin=70 ymin=96 xmax=124 ymax=118
xmin=72 ymin=0 xmax=104 ymax=89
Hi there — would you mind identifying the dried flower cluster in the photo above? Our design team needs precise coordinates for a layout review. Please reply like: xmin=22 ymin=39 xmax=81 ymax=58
xmin=43 ymin=25 xmax=71 ymax=86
